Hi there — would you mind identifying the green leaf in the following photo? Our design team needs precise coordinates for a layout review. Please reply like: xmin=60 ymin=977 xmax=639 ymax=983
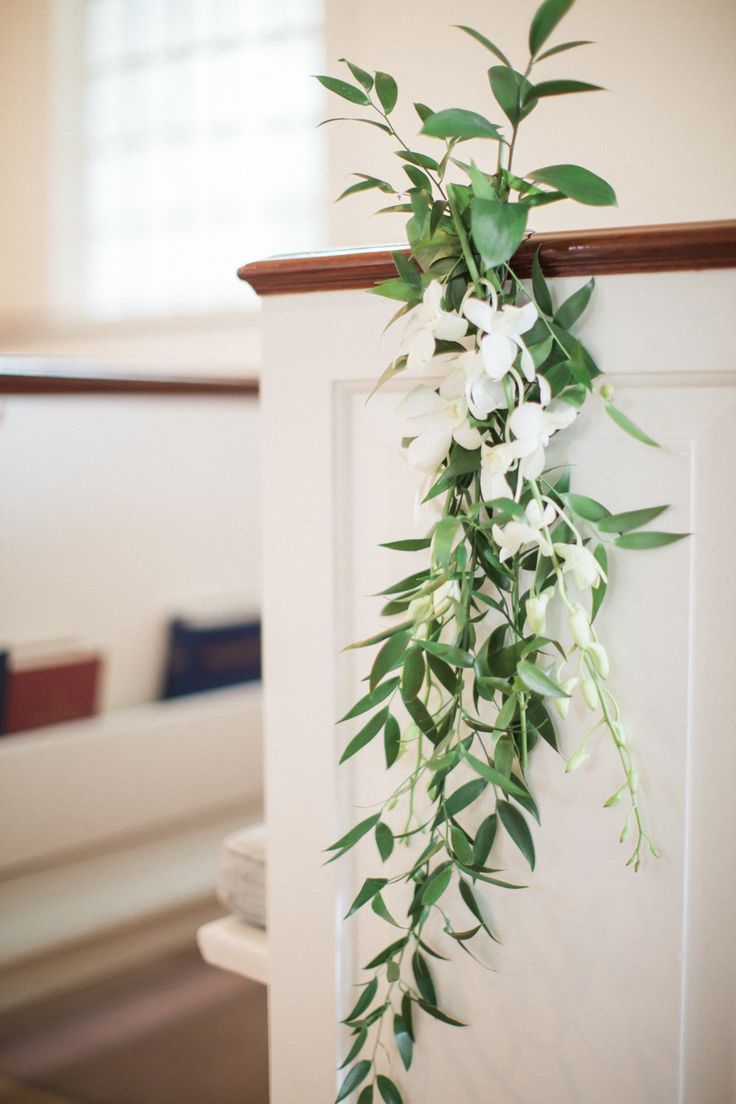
xmin=370 ymin=631 xmax=411 ymax=690
xmin=413 ymin=101 xmax=434 ymax=123
xmin=370 ymin=278 xmax=422 ymax=303
xmin=375 ymin=822 xmax=394 ymax=862
xmin=529 ymin=0 xmax=576 ymax=57
xmin=337 ymin=176 xmax=396 ymax=201
xmin=365 ymin=937 xmax=407 ymax=970
xmin=401 ymin=647 xmax=425 ymax=703
xmin=517 ymin=660 xmax=570 ymax=699
xmin=470 ymin=198 xmax=528 ymax=269
xmin=315 ymin=74 xmax=370 ymax=106
xmin=563 ymin=492 xmax=611 ymax=523
xmin=532 ymin=248 xmax=553 ymax=316
xmin=339 ymin=677 xmax=400 ymax=722
xmin=377 ymin=1075 xmax=404 ymax=1104
xmin=421 ymin=108 xmax=504 ymax=141
xmin=454 ymin=24 xmax=512 ymax=67
xmin=397 ymin=149 xmax=440 ymax=172
xmin=605 ymin=402 xmax=660 ymax=447
xmin=444 ymin=777 xmax=487 ymax=818
xmin=536 ymin=39 xmax=593 ymax=61
xmin=346 ymin=878 xmax=389 ymax=918
xmin=462 ymin=749 xmax=527 ymax=797
xmin=416 ymin=1000 xmax=466 ymax=1027
xmin=597 ymin=504 xmax=669 ymax=533
xmin=339 ymin=59 xmax=374 ymax=91
xmin=614 ymin=531 xmax=688 ymax=550
xmin=411 ymin=950 xmax=436 ymax=1005
xmin=528 ymin=164 xmax=617 ymax=206
xmin=422 ymin=865 xmax=453 ymax=906
xmin=357 ymin=1085 xmax=374 ymax=1104
xmin=497 ymin=800 xmax=536 ymax=870
xmin=339 ymin=1027 xmax=368 ymax=1069
xmin=489 ymin=66 xmax=537 ymax=125
xmin=375 ymin=71 xmax=398 ymax=113
xmin=318 ymin=116 xmax=392 ymax=135
xmin=450 ymin=825 xmax=475 ymax=866
xmin=433 ymin=515 xmax=461 ymax=568
xmin=555 ymin=277 xmax=595 ymax=329
xmin=416 ymin=639 xmax=475 ymax=668
xmin=384 ymin=715 xmax=401 ymax=768
xmin=394 ymin=1014 xmax=413 ymax=1071
xmin=337 ymin=1060 xmax=372 ymax=1102
xmin=473 ymin=814 xmax=498 ymax=866
xmin=391 ymin=251 xmax=421 ymax=286
xmin=380 ymin=537 xmax=431 ymax=551
xmin=371 ymin=892 xmax=402 ymax=928
xmin=494 ymin=733 xmax=515 ymax=777
xmin=532 ymin=79 xmax=603 ymax=98
xmin=340 ymin=708 xmax=389 ymax=764
xmin=343 ymin=977 xmax=378 ymax=1023
xmin=327 ymin=813 xmax=381 ymax=853
xmin=591 ymin=544 xmax=608 ymax=622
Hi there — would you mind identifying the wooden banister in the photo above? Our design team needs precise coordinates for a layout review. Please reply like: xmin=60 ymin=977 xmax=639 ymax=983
xmin=238 ymin=219 xmax=736 ymax=296
xmin=0 ymin=369 xmax=259 ymax=397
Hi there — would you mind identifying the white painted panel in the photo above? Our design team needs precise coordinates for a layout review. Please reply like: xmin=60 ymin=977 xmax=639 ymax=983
xmin=259 ymin=271 xmax=736 ymax=1104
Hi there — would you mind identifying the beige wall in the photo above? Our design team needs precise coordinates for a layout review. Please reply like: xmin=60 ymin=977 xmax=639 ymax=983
xmin=325 ymin=0 xmax=736 ymax=247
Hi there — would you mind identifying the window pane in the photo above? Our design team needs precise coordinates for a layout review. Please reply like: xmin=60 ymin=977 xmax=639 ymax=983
xmin=82 ymin=0 xmax=326 ymax=319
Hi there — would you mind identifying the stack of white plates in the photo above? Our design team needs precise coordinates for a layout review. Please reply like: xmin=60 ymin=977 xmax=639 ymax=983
xmin=217 ymin=821 xmax=267 ymax=930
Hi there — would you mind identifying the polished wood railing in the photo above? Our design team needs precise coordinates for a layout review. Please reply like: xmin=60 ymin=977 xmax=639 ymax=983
xmin=238 ymin=219 xmax=736 ymax=296
xmin=0 ymin=363 xmax=259 ymax=397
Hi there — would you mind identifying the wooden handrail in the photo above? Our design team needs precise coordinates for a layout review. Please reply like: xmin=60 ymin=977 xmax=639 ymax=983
xmin=0 ymin=371 xmax=259 ymax=397
xmin=238 ymin=220 xmax=736 ymax=296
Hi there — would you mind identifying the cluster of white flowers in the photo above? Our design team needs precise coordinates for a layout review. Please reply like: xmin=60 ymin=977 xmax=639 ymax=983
xmin=398 ymin=279 xmax=610 ymax=715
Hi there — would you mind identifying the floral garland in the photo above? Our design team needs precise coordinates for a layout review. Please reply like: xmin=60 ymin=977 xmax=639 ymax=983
xmin=318 ymin=3 xmax=685 ymax=1102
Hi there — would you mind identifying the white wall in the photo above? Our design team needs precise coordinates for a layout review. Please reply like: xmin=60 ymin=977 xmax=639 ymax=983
xmin=325 ymin=0 xmax=736 ymax=247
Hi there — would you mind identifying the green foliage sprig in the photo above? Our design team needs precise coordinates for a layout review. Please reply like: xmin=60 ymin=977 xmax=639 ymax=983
xmin=317 ymin=3 xmax=686 ymax=1101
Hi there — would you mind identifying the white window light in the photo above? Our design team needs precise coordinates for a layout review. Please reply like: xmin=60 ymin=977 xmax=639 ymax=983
xmin=81 ymin=0 xmax=326 ymax=320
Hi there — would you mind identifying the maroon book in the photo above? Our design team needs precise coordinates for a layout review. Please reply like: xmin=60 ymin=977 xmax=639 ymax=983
xmin=4 ymin=651 xmax=102 ymax=734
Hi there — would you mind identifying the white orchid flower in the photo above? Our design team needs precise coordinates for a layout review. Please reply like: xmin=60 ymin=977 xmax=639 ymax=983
xmin=400 ymin=373 xmax=482 ymax=473
xmin=556 ymin=543 xmax=607 ymax=590
xmin=480 ymin=441 xmax=517 ymax=502
xmin=492 ymin=498 xmax=556 ymax=562
xmin=508 ymin=399 xmax=578 ymax=483
xmin=454 ymin=349 xmax=507 ymax=420
xmin=401 ymin=280 xmax=468 ymax=372
xmin=462 ymin=293 xmax=538 ymax=382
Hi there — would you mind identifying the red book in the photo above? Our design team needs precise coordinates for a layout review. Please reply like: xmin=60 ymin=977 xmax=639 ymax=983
xmin=4 ymin=649 xmax=103 ymax=734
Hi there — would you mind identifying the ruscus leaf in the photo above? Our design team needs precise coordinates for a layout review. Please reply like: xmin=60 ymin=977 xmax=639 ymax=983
xmin=315 ymin=74 xmax=370 ymax=106
xmin=529 ymin=0 xmax=576 ymax=57
xmin=336 ymin=1059 xmax=372 ymax=1102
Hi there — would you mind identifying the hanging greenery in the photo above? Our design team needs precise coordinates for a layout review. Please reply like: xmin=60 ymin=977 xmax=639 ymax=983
xmin=318 ymin=3 xmax=686 ymax=1101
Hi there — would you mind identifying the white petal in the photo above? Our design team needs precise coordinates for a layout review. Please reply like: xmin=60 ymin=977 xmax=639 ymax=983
xmin=481 ymin=467 xmax=512 ymax=502
xmin=462 ymin=298 xmax=497 ymax=333
xmin=509 ymin=402 xmax=545 ymax=444
xmin=519 ymin=444 xmax=545 ymax=482
xmin=398 ymin=385 xmax=444 ymax=418
xmin=407 ymin=429 xmax=453 ymax=472
xmin=518 ymin=340 xmax=536 ymax=383
xmin=423 ymin=280 xmax=444 ymax=313
xmin=467 ymin=376 xmax=506 ymax=419
xmin=439 ymin=366 xmax=466 ymax=401
xmin=480 ymin=333 xmax=516 ymax=380
xmin=538 ymin=373 xmax=551 ymax=407
xmin=516 ymin=301 xmax=538 ymax=334
xmin=407 ymin=327 xmax=436 ymax=373
xmin=406 ymin=406 xmax=456 ymax=436
xmin=453 ymin=422 xmax=482 ymax=450
xmin=545 ymin=399 xmax=578 ymax=433
xmin=433 ymin=311 xmax=468 ymax=342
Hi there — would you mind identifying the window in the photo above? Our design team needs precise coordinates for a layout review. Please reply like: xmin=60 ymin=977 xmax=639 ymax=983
xmin=82 ymin=0 xmax=326 ymax=319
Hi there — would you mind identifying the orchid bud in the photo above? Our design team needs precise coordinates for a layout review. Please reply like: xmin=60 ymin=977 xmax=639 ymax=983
xmin=554 ymin=677 xmax=577 ymax=718
xmin=408 ymin=595 xmax=432 ymax=622
xmin=587 ymin=642 xmax=610 ymax=679
xmin=525 ymin=589 xmax=553 ymax=636
xmin=565 ymin=747 xmax=589 ymax=773
xmin=568 ymin=604 xmax=592 ymax=648
xmin=620 ymin=820 xmax=632 ymax=842
xmin=612 ymin=722 xmax=628 ymax=747
xmin=603 ymin=787 xmax=625 ymax=807
xmin=581 ymin=678 xmax=598 ymax=710
xmin=599 ymin=383 xmax=615 ymax=401
xmin=627 ymin=769 xmax=639 ymax=791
